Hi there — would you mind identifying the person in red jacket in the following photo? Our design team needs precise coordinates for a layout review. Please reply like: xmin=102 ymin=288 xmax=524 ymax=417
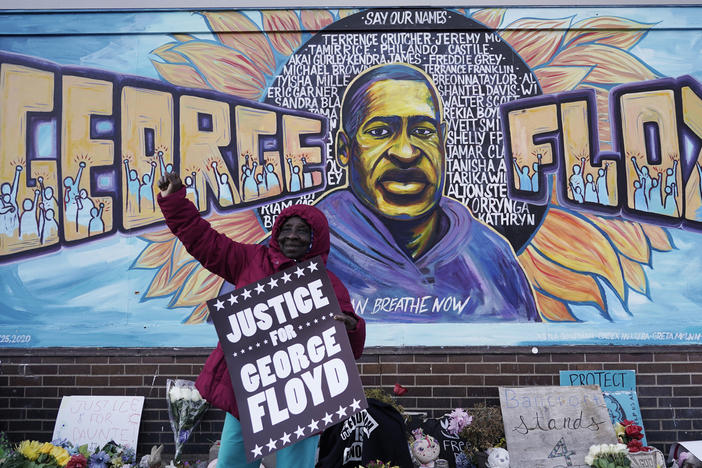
xmin=157 ymin=172 xmax=366 ymax=468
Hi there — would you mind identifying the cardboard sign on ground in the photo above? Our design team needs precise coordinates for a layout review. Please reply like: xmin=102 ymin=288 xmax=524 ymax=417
xmin=499 ymin=385 xmax=617 ymax=468
xmin=208 ymin=256 xmax=367 ymax=462
xmin=560 ymin=369 xmax=647 ymax=446
xmin=53 ymin=395 xmax=144 ymax=449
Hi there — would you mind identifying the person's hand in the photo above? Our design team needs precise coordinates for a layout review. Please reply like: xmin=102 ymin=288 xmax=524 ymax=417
xmin=158 ymin=172 xmax=183 ymax=197
xmin=334 ymin=313 xmax=357 ymax=331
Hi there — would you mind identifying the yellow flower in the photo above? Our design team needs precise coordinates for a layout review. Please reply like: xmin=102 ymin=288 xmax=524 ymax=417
xmin=50 ymin=445 xmax=71 ymax=467
xmin=614 ymin=422 xmax=625 ymax=437
xmin=17 ymin=440 xmax=42 ymax=461
xmin=39 ymin=442 xmax=54 ymax=454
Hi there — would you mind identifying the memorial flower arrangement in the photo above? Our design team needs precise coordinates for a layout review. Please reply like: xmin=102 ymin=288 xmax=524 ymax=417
xmin=167 ymin=379 xmax=210 ymax=462
xmin=615 ymin=419 xmax=651 ymax=453
xmin=584 ymin=443 xmax=631 ymax=468
xmin=0 ymin=437 xmax=135 ymax=468
xmin=458 ymin=404 xmax=505 ymax=465
xmin=358 ymin=461 xmax=400 ymax=468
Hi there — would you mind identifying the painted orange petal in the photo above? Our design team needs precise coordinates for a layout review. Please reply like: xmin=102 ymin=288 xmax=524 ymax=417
xmin=338 ymin=9 xmax=360 ymax=19
xmin=151 ymin=60 xmax=210 ymax=89
xmin=552 ymin=44 xmax=657 ymax=84
xmin=171 ymin=239 xmax=195 ymax=273
xmin=301 ymin=10 xmax=335 ymax=32
xmin=530 ymin=207 xmax=625 ymax=299
xmin=174 ymin=268 xmax=224 ymax=307
xmin=184 ymin=303 xmax=210 ymax=324
xmin=581 ymin=84 xmax=613 ymax=148
xmin=564 ymin=17 xmax=655 ymax=50
xmin=534 ymin=65 xmax=593 ymax=93
xmin=583 ymin=214 xmax=650 ymax=264
xmin=146 ymin=261 xmax=198 ymax=299
xmin=501 ymin=18 xmax=572 ymax=68
xmin=471 ymin=8 xmax=506 ymax=29
xmin=619 ymin=254 xmax=648 ymax=296
xmin=171 ymin=34 xmax=197 ymax=42
xmin=262 ymin=11 xmax=302 ymax=56
xmin=201 ymin=11 xmax=276 ymax=75
xmin=140 ymin=227 xmax=179 ymax=243
xmin=209 ymin=209 xmax=267 ymax=243
xmin=133 ymin=238 xmax=176 ymax=269
xmin=174 ymin=41 xmax=265 ymax=100
xmin=534 ymin=290 xmax=578 ymax=322
xmin=520 ymin=245 xmax=606 ymax=310
xmin=152 ymin=42 xmax=187 ymax=63
xmin=641 ymin=223 xmax=675 ymax=252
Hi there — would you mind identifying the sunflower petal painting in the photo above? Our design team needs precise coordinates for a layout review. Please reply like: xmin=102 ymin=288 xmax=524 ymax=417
xmin=0 ymin=6 xmax=701 ymax=347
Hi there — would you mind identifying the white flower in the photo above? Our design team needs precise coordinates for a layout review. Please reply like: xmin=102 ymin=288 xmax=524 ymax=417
xmin=169 ymin=386 xmax=182 ymax=402
xmin=191 ymin=388 xmax=202 ymax=401
xmin=584 ymin=455 xmax=594 ymax=465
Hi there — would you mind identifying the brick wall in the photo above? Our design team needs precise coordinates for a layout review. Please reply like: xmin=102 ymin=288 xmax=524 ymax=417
xmin=1 ymin=346 xmax=701 ymax=459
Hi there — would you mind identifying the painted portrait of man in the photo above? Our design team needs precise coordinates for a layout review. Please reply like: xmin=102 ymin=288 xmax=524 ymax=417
xmin=315 ymin=63 xmax=540 ymax=322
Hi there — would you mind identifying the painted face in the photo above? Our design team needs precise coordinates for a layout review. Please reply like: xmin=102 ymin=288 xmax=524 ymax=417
xmin=413 ymin=438 xmax=440 ymax=464
xmin=346 ymin=79 xmax=445 ymax=219
xmin=276 ymin=216 xmax=311 ymax=260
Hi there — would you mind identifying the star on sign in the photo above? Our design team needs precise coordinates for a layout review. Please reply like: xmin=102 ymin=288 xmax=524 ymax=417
xmin=213 ymin=299 xmax=225 ymax=311
xmin=241 ymin=288 xmax=252 ymax=299
xmin=233 ymin=352 xmax=238 ymax=357
xmin=227 ymin=294 xmax=238 ymax=305
xmin=314 ymin=318 xmax=318 ymax=324
xmin=263 ymin=339 xmax=268 ymax=344
xmin=255 ymin=283 xmax=265 ymax=294
xmin=240 ymin=349 xmax=245 ymax=354
xmin=308 ymin=418 xmax=319 ymax=432
xmin=350 ymin=399 xmax=361 ymax=411
xmin=266 ymin=438 xmax=277 ymax=451
xmin=306 ymin=321 xmax=311 ymax=327
xmin=307 ymin=261 xmax=318 ymax=272
xmin=280 ymin=432 xmax=291 ymax=444
xmin=294 ymin=425 xmax=305 ymax=439
xmin=294 ymin=266 xmax=305 ymax=278
xmin=248 ymin=345 xmax=253 ymax=351
xmin=251 ymin=445 xmax=262 ymax=457
xmin=256 ymin=342 xmax=260 ymax=347
xmin=298 ymin=325 xmax=303 ymax=330
xmin=281 ymin=272 xmax=292 ymax=283
xmin=267 ymin=277 xmax=279 ymax=289
xmin=322 ymin=412 xmax=333 ymax=425
xmin=336 ymin=405 xmax=347 ymax=418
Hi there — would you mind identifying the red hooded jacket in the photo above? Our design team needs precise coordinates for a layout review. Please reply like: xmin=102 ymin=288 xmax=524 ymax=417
xmin=158 ymin=187 xmax=366 ymax=417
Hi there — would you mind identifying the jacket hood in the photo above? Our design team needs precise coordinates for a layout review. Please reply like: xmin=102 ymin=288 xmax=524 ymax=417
xmin=269 ymin=204 xmax=330 ymax=265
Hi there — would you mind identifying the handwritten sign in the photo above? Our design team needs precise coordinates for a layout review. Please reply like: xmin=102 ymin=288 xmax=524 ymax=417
xmin=207 ymin=257 xmax=367 ymax=462
xmin=52 ymin=395 xmax=144 ymax=449
xmin=560 ymin=370 xmax=647 ymax=445
xmin=499 ymin=386 xmax=617 ymax=468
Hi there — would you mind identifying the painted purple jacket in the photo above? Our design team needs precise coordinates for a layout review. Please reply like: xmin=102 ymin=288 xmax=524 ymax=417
xmin=158 ymin=187 xmax=365 ymax=417
xmin=316 ymin=190 xmax=539 ymax=322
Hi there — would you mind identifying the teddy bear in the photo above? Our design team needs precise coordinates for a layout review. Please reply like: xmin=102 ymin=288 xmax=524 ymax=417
xmin=485 ymin=447 xmax=510 ymax=468
xmin=410 ymin=428 xmax=441 ymax=467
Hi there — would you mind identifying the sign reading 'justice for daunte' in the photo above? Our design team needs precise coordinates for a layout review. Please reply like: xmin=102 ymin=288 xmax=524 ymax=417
xmin=207 ymin=257 xmax=367 ymax=462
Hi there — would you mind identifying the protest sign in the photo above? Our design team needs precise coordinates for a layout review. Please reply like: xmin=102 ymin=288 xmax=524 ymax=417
xmin=499 ymin=385 xmax=617 ymax=468
xmin=560 ymin=370 xmax=647 ymax=446
xmin=207 ymin=256 xmax=367 ymax=462
xmin=52 ymin=395 xmax=144 ymax=449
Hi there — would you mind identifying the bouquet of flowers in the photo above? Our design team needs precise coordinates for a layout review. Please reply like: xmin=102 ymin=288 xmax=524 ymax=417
xmin=0 ymin=437 xmax=136 ymax=468
xmin=358 ymin=461 xmax=400 ymax=468
xmin=614 ymin=419 xmax=651 ymax=453
xmin=584 ymin=443 xmax=631 ymax=468
xmin=167 ymin=379 xmax=210 ymax=462
xmin=446 ymin=408 xmax=473 ymax=436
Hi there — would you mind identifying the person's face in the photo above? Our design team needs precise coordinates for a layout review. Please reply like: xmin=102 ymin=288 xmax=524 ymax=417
xmin=277 ymin=216 xmax=311 ymax=260
xmin=340 ymin=79 xmax=445 ymax=219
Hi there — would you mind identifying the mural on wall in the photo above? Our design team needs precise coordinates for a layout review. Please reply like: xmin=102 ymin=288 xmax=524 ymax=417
xmin=0 ymin=6 xmax=701 ymax=347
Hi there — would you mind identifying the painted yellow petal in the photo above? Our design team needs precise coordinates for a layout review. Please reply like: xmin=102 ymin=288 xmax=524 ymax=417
xmin=184 ymin=303 xmax=210 ymax=324
xmin=619 ymin=255 xmax=648 ymax=296
xmin=152 ymin=43 xmax=187 ymax=63
xmin=201 ymin=11 xmax=276 ymax=74
xmin=471 ymin=8 xmax=506 ymax=29
xmin=146 ymin=261 xmax=198 ymax=298
xmin=582 ymin=84 xmax=613 ymax=147
xmin=174 ymin=41 xmax=265 ymax=99
xmin=151 ymin=60 xmax=210 ymax=89
xmin=209 ymin=209 xmax=267 ymax=243
xmin=338 ymin=9 xmax=360 ymax=19
xmin=534 ymin=65 xmax=593 ymax=93
xmin=140 ymin=227 xmax=178 ymax=243
xmin=641 ymin=223 xmax=675 ymax=252
xmin=530 ymin=207 xmax=625 ymax=299
xmin=133 ymin=238 xmax=176 ymax=269
xmin=582 ymin=214 xmax=650 ymax=264
xmin=174 ymin=268 xmax=224 ymax=307
xmin=520 ymin=245 xmax=606 ymax=310
xmin=564 ymin=17 xmax=655 ymax=50
xmin=552 ymin=44 xmax=657 ymax=84
xmin=171 ymin=34 xmax=197 ymax=42
xmin=301 ymin=10 xmax=335 ymax=32
xmin=534 ymin=290 xmax=577 ymax=322
xmin=263 ymin=11 xmax=302 ymax=56
xmin=171 ymin=239 xmax=195 ymax=273
xmin=501 ymin=18 xmax=572 ymax=68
